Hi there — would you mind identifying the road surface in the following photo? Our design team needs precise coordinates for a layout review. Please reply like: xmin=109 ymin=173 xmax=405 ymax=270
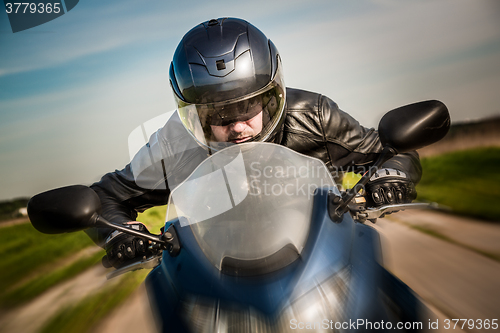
xmin=373 ymin=210 xmax=500 ymax=333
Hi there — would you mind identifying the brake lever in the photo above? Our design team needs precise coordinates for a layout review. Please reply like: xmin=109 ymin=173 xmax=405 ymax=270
xmin=352 ymin=202 xmax=444 ymax=223
xmin=106 ymin=255 xmax=162 ymax=279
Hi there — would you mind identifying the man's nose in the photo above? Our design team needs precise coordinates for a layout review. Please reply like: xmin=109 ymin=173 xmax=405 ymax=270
xmin=230 ymin=121 xmax=247 ymax=133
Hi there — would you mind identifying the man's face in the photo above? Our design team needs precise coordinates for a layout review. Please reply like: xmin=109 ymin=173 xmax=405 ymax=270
xmin=210 ymin=111 xmax=263 ymax=143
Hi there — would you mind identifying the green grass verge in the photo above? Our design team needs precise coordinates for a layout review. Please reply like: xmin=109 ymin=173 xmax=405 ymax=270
xmin=0 ymin=223 xmax=95 ymax=293
xmin=136 ymin=205 xmax=168 ymax=232
xmin=342 ymin=172 xmax=362 ymax=190
xmin=0 ymin=249 xmax=105 ymax=307
xmin=40 ymin=270 xmax=149 ymax=333
xmin=416 ymin=147 xmax=500 ymax=221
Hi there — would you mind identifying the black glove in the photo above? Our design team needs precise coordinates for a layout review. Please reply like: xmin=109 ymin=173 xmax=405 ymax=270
xmin=101 ymin=222 xmax=152 ymax=269
xmin=365 ymin=168 xmax=416 ymax=207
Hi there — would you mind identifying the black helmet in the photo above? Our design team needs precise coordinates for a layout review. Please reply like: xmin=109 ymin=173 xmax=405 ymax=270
xmin=169 ymin=17 xmax=286 ymax=150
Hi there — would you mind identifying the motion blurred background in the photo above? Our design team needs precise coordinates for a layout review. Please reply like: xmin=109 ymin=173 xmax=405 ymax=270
xmin=1 ymin=0 xmax=499 ymax=332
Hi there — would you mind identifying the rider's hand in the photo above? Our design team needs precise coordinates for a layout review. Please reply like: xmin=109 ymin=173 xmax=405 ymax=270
xmin=101 ymin=222 xmax=151 ymax=269
xmin=365 ymin=168 xmax=416 ymax=207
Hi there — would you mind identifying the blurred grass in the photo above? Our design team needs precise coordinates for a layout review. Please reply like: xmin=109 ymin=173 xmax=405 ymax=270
xmin=0 ymin=223 xmax=96 ymax=297
xmin=417 ymin=147 xmax=500 ymax=221
xmin=39 ymin=270 xmax=149 ymax=333
xmin=136 ymin=205 xmax=167 ymax=232
xmin=342 ymin=172 xmax=362 ymax=190
xmin=0 ymin=249 xmax=104 ymax=306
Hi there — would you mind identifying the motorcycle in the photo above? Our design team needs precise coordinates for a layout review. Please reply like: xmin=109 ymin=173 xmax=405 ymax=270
xmin=28 ymin=100 xmax=450 ymax=332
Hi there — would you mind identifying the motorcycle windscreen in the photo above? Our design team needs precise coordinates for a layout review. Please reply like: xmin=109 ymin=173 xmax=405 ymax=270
xmin=166 ymin=142 xmax=337 ymax=272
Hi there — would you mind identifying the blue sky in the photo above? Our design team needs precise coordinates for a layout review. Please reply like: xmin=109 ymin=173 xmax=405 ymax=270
xmin=1 ymin=0 xmax=500 ymax=200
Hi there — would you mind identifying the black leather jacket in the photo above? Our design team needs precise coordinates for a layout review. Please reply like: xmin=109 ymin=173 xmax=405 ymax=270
xmin=88 ymin=88 xmax=421 ymax=245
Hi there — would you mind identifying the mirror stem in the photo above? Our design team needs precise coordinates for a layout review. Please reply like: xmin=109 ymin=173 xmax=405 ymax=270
xmin=95 ymin=216 xmax=166 ymax=244
xmin=330 ymin=146 xmax=396 ymax=221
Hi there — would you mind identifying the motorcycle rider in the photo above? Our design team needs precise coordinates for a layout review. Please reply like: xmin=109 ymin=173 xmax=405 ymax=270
xmin=89 ymin=18 xmax=420 ymax=268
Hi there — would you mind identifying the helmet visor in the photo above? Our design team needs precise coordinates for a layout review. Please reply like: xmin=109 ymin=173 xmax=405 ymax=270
xmin=177 ymin=64 xmax=285 ymax=149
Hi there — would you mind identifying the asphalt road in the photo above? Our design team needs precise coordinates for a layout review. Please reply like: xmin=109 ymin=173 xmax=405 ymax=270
xmin=372 ymin=210 xmax=500 ymax=333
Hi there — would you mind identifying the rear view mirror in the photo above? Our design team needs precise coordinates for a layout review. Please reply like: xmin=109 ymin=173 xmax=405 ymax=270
xmin=378 ymin=100 xmax=450 ymax=153
xmin=329 ymin=99 xmax=450 ymax=221
xmin=28 ymin=185 xmax=101 ymax=234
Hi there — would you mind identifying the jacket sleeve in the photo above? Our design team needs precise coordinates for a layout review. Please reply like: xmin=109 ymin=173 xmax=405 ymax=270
xmin=320 ymin=95 xmax=422 ymax=183
xmin=85 ymin=111 xmax=210 ymax=247
xmin=86 ymin=163 xmax=170 ymax=247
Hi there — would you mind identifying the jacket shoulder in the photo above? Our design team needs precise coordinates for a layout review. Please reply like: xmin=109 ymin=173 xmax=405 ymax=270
xmin=282 ymin=88 xmax=328 ymax=154
xmin=285 ymin=88 xmax=322 ymax=112
xmin=284 ymin=87 xmax=342 ymax=137
xmin=285 ymin=87 xmax=342 ymax=121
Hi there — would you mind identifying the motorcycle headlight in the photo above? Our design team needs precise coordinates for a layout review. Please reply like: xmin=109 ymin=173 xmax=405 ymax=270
xmin=179 ymin=268 xmax=350 ymax=332
xmin=283 ymin=268 xmax=350 ymax=331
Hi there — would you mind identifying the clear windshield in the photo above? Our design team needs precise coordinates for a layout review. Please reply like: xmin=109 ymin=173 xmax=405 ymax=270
xmin=166 ymin=142 xmax=338 ymax=270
